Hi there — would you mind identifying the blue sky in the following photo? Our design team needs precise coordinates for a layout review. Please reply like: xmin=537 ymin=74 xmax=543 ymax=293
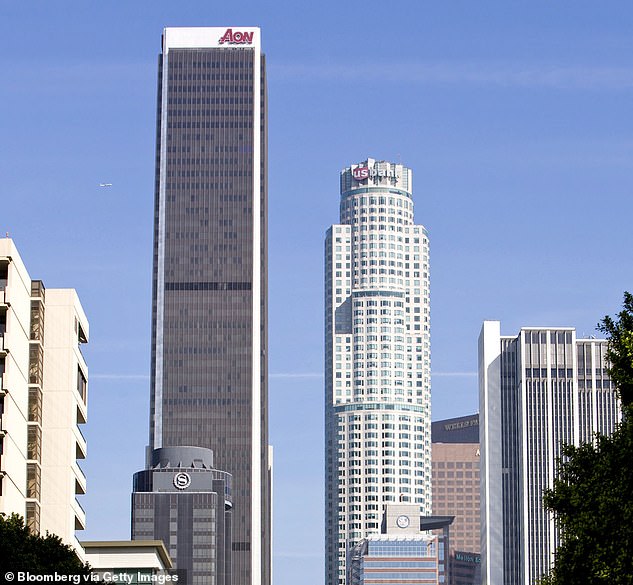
xmin=2 ymin=2 xmax=633 ymax=583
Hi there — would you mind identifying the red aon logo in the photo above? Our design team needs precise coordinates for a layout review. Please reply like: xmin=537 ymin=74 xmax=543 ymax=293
xmin=219 ymin=29 xmax=254 ymax=45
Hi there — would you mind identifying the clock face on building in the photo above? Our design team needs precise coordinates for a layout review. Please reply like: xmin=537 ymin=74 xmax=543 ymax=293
xmin=396 ymin=515 xmax=410 ymax=529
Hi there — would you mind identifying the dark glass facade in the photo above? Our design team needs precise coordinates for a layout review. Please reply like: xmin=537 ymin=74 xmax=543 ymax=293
xmin=431 ymin=414 xmax=479 ymax=444
xmin=143 ymin=29 xmax=269 ymax=585
xmin=132 ymin=447 xmax=233 ymax=584
xmin=451 ymin=551 xmax=481 ymax=585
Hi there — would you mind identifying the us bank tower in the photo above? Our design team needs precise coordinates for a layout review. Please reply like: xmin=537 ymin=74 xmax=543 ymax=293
xmin=132 ymin=27 xmax=270 ymax=585
xmin=325 ymin=159 xmax=432 ymax=585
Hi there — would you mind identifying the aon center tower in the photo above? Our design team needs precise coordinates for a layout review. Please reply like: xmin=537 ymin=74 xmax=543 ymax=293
xmin=325 ymin=158 xmax=432 ymax=585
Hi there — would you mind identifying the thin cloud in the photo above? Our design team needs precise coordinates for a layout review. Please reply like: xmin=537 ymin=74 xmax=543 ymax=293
xmin=92 ymin=371 xmax=475 ymax=380
xmin=272 ymin=61 xmax=633 ymax=90
xmin=4 ymin=61 xmax=153 ymax=95
xmin=270 ymin=372 xmax=324 ymax=379
xmin=91 ymin=374 xmax=150 ymax=380
xmin=274 ymin=551 xmax=323 ymax=559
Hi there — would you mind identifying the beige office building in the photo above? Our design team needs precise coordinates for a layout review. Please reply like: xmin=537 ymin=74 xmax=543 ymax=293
xmin=0 ymin=238 xmax=88 ymax=554
xmin=431 ymin=415 xmax=480 ymax=555
xmin=432 ymin=415 xmax=481 ymax=585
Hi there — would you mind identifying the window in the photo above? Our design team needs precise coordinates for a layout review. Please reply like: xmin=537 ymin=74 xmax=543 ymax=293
xmin=27 ymin=426 xmax=41 ymax=462
xmin=77 ymin=367 xmax=87 ymax=403
xmin=26 ymin=463 xmax=41 ymax=500
xmin=0 ymin=262 xmax=8 ymax=290
xmin=26 ymin=502 xmax=40 ymax=534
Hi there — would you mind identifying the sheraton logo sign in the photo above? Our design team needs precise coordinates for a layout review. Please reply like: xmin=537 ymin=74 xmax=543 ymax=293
xmin=219 ymin=28 xmax=255 ymax=45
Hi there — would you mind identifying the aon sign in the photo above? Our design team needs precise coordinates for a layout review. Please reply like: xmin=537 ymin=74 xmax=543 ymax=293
xmin=219 ymin=29 xmax=255 ymax=45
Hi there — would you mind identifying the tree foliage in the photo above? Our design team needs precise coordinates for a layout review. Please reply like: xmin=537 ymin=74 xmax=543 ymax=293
xmin=0 ymin=513 xmax=90 ymax=574
xmin=598 ymin=291 xmax=633 ymax=407
xmin=541 ymin=293 xmax=633 ymax=585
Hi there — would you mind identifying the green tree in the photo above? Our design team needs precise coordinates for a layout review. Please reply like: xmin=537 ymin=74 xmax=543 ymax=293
xmin=598 ymin=291 xmax=633 ymax=407
xmin=541 ymin=293 xmax=633 ymax=585
xmin=0 ymin=513 xmax=90 ymax=574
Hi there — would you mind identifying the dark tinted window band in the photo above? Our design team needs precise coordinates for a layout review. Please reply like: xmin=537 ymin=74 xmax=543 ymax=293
xmin=165 ymin=281 xmax=252 ymax=291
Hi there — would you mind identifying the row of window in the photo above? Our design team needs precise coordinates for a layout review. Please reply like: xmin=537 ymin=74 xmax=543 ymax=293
xmin=168 ymin=121 xmax=253 ymax=129
xmin=168 ymin=97 xmax=252 ymax=105
xmin=341 ymin=196 xmax=414 ymax=209
xmin=167 ymin=108 xmax=252 ymax=117
xmin=332 ymin=230 xmax=425 ymax=242
xmin=169 ymin=57 xmax=253 ymax=69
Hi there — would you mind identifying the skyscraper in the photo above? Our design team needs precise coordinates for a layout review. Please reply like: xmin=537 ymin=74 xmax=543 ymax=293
xmin=325 ymin=159 xmax=431 ymax=585
xmin=132 ymin=27 xmax=270 ymax=585
xmin=431 ymin=415 xmax=481 ymax=585
xmin=132 ymin=446 xmax=233 ymax=583
xmin=479 ymin=322 xmax=621 ymax=585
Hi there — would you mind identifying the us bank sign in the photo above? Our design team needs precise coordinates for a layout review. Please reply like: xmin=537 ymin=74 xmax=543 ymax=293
xmin=352 ymin=165 xmax=399 ymax=182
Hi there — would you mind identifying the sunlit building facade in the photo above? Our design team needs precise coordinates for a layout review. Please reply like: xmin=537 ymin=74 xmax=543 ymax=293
xmin=0 ymin=238 xmax=89 ymax=555
xmin=479 ymin=322 xmax=621 ymax=585
xmin=348 ymin=505 xmax=450 ymax=585
xmin=325 ymin=159 xmax=431 ymax=585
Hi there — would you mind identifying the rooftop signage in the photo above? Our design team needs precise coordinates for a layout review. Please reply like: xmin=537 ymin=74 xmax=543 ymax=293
xmin=218 ymin=28 xmax=254 ymax=45
xmin=454 ymin=551 xmax=481 ymax=564
xmin=444 ymin=417 xmax=479 ymax=432
xmin=163 ymin=27 xmax=260 ymax=51
xmin=173 ymin=472 xmax=191 ymax=490
xmin=352 ymin=165 xmax=398 ymax=182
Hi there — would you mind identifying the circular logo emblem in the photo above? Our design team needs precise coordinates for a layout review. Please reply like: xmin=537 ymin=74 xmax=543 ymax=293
xmin=173 ymin=472 xmax=191 ymax=490
xmin=396 ymin=515 xmax=410 ymax=529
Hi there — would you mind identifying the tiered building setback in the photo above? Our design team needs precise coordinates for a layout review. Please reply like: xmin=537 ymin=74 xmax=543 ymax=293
xmin=325 ymin=159 xmax=431 ymax=585
xmin=0 ymin=238 xmax=88 ymax=555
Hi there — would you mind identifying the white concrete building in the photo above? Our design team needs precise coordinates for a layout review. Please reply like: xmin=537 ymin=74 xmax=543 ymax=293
xmin=479 ymin=321 xmax=621 ymax=585
xmin=325 ymin=159 xmax=432 ymax=585
xmin=0 ymin=238 xmax=88 ymax=554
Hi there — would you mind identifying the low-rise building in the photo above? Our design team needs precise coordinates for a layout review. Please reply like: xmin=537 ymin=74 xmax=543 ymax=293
xmin=348 ymin=505 xmax=452 ymax=585
xmin=83 ymin=540 xmax=173 ymax=584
